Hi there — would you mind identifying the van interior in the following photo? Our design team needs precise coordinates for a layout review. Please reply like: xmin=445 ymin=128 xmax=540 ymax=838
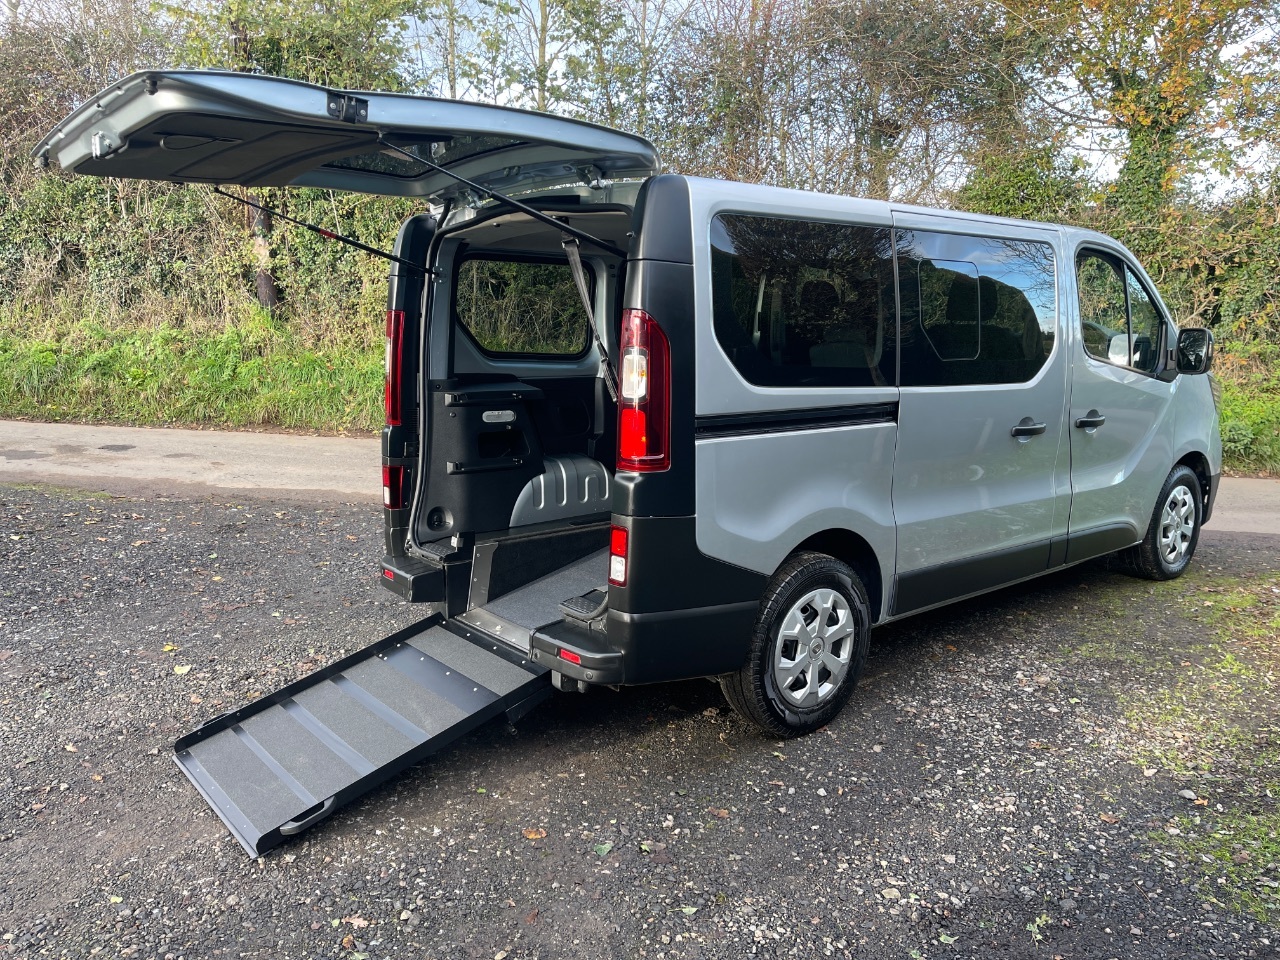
xmin=398 ymin=201 xmax=634 ymax=654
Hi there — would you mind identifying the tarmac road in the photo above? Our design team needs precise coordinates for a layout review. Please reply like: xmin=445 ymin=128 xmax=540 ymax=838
xmin=0 ymin=418 xmax=1275 ymax=533
xmin=1 ymin=420 xmax=1278 ymax=959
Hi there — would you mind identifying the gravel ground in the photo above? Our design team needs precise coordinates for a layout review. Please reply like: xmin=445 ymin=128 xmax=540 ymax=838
xmin=1 ymin=482 xmax=1277 ymax=959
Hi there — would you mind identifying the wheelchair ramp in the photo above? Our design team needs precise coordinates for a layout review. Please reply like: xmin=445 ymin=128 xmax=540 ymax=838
xmin=173 ymin=616 xmax=549 ymax=857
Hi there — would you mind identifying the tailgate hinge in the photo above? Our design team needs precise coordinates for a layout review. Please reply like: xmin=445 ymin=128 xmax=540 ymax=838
xmin=326 ymin=93 xmax=369 ymax=123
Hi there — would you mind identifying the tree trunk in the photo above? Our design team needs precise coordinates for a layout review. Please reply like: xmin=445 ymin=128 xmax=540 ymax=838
xmin=247 ymin=199 xmax=279 ymax=312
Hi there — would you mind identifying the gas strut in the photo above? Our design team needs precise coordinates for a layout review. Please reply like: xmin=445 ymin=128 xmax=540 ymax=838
xmin=212 ymin=187 xmax=426 ymax=274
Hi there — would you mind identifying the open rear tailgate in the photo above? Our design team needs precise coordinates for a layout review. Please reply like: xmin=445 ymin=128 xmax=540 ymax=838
xmin=174 ymin=616 xmax=549 ymax=856
xmin=33 ymin=70 xmax=658 ymax=200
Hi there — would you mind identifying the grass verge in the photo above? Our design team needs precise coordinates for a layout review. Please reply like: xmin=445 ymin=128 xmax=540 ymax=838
xmin=1216 ymin=342 xmax=1280 ymax=475
xmin=1121 ymin=572 xmax=1280 ymax=922
xmin=0 ymin=315 xmax=382 ymax=433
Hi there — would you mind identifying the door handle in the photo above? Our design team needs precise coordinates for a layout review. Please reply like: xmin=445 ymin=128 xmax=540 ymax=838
xmin=1010 ymin=417 xmax=1047 ymax=439
xmin=1075 ymin=409 xmax=1106 ymax=430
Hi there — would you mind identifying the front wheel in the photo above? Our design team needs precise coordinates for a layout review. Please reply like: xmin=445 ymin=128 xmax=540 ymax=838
xmin=1123 ymin=465 xmax=1202 ymax=580
xmin=721 ymin=552 xmax=871 ymax=737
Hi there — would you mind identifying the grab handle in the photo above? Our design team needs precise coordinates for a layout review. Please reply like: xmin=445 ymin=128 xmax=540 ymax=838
xmin=279 ymin=797 xmax=335 ymax=836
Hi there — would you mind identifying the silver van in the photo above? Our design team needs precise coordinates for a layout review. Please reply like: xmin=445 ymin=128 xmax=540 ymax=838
xmin=38 ymin=72 xmax=1222 ymax=855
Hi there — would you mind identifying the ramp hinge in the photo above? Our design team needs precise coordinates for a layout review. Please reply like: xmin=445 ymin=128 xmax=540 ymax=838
xmin=326 ymin=93 xmax=369 ymax=123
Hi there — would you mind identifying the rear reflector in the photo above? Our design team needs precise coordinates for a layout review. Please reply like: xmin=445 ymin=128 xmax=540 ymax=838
xmin=382 ymin=465 xmax=405 ymax=510
xmin=383 ymin=569 xmax=395 ymax=580
xmin=385 ymin=309 xmax=405 ymax=427
xmin=608 ymin=524 xmax=628 ymax=586
xmin=558 ymin=649 xmax=582 ymax=665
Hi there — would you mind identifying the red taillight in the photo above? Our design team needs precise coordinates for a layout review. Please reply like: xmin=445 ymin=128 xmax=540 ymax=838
xmin=617 ymin=308 xmax=670 ymax=472
xmin=558 ymin=649 xmax=582 ymax=665
xmin=383 ymin=569 xmax=395 ymax=580
xmin=385 ymin=309 xmax=405 ymax=427
xmin=383 ymin=464 xmax=405 ymax=509
xmin=608 ymin=524 xmax=628 ymax=586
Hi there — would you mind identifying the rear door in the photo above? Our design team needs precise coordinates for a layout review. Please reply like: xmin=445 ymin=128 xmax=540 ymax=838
xmin=34 ymin=70 xmax=658 ymax=200
xmin=889 ymin=213 xmax=1069 ymax=615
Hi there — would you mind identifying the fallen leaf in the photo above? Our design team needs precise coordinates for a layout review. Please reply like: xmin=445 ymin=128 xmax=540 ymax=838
xmin=1100 ymin=812 xmax=1120 ymax=824
xmin=522 ymin=827 xmax=547 ymax=840
xmin=679 ymin=906 xmax=698 ymax=915
xmin=162 ymin=644 xmax=178 ymax=653
xmin=173 ymin=665 xmax=192 ymax=675
xmin=523 ymin=907 xmax=540 ymax=924
xmin=342 ymin=915 xmax=369 ymax=928
xmin=708 ymin=807 xmax=729 ymax=819
xmin=593 ymin=841 xmax=614 ymax=857
xmin=340 ymin=934 xmax=355 ymax=949
xmin=108 ymin=895 xmax=122 ymax=904
xmin=64 ymin=743 xmax=78 ymax=752
xmin=1194 ymin=798 xmax=1208 ymax=806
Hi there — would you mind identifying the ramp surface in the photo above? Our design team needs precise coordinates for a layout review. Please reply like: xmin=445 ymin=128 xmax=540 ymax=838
xmin=174 ymin=617 xmax=548 ymax=856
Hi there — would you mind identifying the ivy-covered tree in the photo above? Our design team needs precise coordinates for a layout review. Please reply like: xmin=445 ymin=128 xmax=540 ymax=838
xmin=165 ymin=0 xmax=418 ymax=311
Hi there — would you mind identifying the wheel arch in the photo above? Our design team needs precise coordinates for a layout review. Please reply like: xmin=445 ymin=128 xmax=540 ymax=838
xmin=792 ymin=528 xmax=884 ymax=624
xmin=1175 ymin=450 xmax=1213 ymax=521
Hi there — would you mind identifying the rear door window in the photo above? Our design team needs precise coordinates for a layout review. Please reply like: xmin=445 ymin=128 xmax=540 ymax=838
xmin=897 ymin=231 xmax=1057 ymax=387
xmin=455 ymin=257 xmax=590 ymax=358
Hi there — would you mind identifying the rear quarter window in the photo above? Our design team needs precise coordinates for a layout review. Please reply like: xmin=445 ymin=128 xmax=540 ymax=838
xmin=710 ymin=214 xmax=896 ymax=388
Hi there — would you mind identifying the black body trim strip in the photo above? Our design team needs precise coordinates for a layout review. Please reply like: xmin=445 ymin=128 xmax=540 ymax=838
xmin=892 ymin=539 xmax=1051 ymax=617
xmin=1063 ymin=522 xmax=1139 ymax=564
xmin=695 ymin=402 xmax=898 ymax=439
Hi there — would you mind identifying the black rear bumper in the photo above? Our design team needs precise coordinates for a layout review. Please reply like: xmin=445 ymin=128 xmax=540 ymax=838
xmin=530 ymin=600 xmax=758 ymax=686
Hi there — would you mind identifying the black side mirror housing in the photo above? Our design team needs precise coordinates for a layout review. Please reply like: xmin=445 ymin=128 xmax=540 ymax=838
xmin=1175 ymin=327 xmax=1214 ymax=375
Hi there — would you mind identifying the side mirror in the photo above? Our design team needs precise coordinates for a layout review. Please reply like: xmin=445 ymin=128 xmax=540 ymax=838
xmin=1175 ymin=327 xmax=1214 ymax=375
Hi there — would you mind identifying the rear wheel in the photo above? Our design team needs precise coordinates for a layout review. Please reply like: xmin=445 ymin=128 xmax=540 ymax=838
xmin=721 ymin=552 xmax=871 ymax=737
xmin=1123 ymin=465 xmax=1202 ymax=580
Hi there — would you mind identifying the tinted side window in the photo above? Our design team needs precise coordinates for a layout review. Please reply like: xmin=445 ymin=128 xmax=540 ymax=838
xmin=1126 ymin=270 xmax=1163 ymax=374
xmin=710 ymin=214 xmax=896 ymax=388
xmin=1077 ymin=252 xmax=1127 ymax=363
xmin=1076 ymin=250 xmax=1164 ymax=375
xmin=456 ymin=258 xmax=589 ymax=357
xmin=898 ymin=231 xmax=1057 ymax=387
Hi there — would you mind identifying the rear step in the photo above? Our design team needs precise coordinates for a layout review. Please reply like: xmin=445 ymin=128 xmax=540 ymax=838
xmin=173 ymin=616 xmax=549 ymax=857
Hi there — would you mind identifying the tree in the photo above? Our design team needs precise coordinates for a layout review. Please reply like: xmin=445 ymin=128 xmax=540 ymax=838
xmin=168 ymin=0 xmax=418 ymax=312
xmin=655 ymin=0 xmax=1029 ymax=201
xmin=1003 ymin=0 xmax=1280 ymax=242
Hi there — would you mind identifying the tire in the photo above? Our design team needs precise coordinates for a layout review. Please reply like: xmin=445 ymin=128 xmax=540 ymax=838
xmin=1122 ymin=465 xmax=1202 ymax=581
xmin=721 ymin=551 xmax=871 ymax=738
